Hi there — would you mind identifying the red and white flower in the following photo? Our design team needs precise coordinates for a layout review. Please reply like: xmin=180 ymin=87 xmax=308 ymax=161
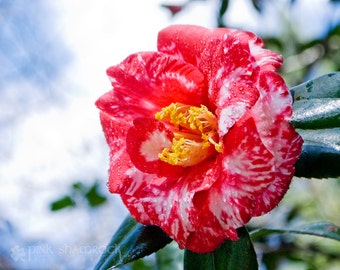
xmin=96 ymin=25 xmax=303 ymax=253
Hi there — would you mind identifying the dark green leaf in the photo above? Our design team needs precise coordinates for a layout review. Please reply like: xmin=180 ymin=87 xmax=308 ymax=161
xmin=291 ymin=98 xmax=340 ymax=129
xmin=85 ymin=182 xmax=107 ymax=207
xmin=184 ymin=227 xmax=258 ymax=270
xmin=94 ymin=215 xmax=172 ymax=270
xmin=290 ymin=72 xmax=340 ymax=178
xmin=291 ymin=72 xmax=340 ymax=129
xmin=250 ymin=222 xmax=340 ymax=241
xmin=50 ymin=195 xmax=75 ymax=211
xmin=294 ymin=140 xmax=340 ymax=178
xmin=297 ymin=128 xmax=340 ymax=151
xmin=290 ymin=72 xmax=340 ymax=100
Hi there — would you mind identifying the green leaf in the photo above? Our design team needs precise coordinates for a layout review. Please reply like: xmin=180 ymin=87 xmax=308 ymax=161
xmin=290 ymin=72 xmax=340 ymax=100
xmin=184 ymin=227 xmax=258 ymax=270
xmin=50 ymin=195 xmax=75 ymax=211
xmin=291 ymin=99 xmax=340 ymax=129
xmin=294 ymin=140 xmax=340 ymax=178
xmin=297 ymin=128 xmax=340 ymax=151
xmin=291 ymin=72 xmax=340 ymax=129
xmin=250 ymin=222 xmax=340 ymax=241
xmin=290 ymin=72 xmax=340 ymax=178
xmin=85 ymin=182 xmax=107 ymax=207
xmin=94 ymin=215 xmax=172 ymax=270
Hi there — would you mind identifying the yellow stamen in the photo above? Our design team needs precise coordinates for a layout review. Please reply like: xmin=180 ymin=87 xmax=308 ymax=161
xmin=155 ymin=103 xmax=222 ymax=167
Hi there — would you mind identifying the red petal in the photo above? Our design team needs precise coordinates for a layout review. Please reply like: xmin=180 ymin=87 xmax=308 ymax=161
xmin=158 ymin=25 xmax=260 ymax=129
xmin=248 ymin=71 xmax=303 ymax=214
xmin=99 ymin=111 xmax=134 ymax=194
xmin=199 ymin=33 xmax=256 ymax=106
xmin=158 ymin=25 xmax=253 ymax=84
xmin=120 ymin=159 xmax=232 ymax=253
xmin=196 ymin=118 xmax=275 ymax=233
xmin=228 ymin=29 xmax=283 ymax=71
xmin=158 ymin=25 xmax=233 ymax=67
xmin=216 ymin=81 xmax=259 ymax=136
xmin=158 ymin=25 xmax=282 ymax=112
xmin=106 ymin=52 xmax=207 ymax=110
xmin=222 ymin=117 xmax=275 ymax=196
xmin=180 ymin=117 xmax=276 ymax=252
xmin=253 ymin=123 xmax=303 ymax=215
xmin=96 ymin=51 xmax=209 ymax=191
xmin=126 ymin=117 xmax=184 ymax=178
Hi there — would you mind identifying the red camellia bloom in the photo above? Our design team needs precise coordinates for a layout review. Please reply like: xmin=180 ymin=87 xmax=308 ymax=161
xmin=96 ymin=25 xmax=303 ymax=253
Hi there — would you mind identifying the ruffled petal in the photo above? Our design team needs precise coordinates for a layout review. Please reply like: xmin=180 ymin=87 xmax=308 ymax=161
xmin=197 ymin=118 xmax=275 ymax=234
xmin=121 ymin=159 xmax=228 ymax=253
xmin=249 ymin=71 xmax=303 ymax=215
xmin=158 ymin=25 xmax=260 ymax=136
xmin=222 ymin=117 xmax=275 ymax=196
xmin=158 ymin=25 xmax=256 ymax=91
xmin=179 ymin=117 xmax=276 ymax=252
xmin=106 ymin=51 xmax=207 ymax=112
xmin=99 ymin=111 xmax=134 ymax=194
xmin=96 ymin=50 xmax=210 ymax=190
xmin=228 ymin=29 xmax=283 ymax=71
xmin=158 ymin=25 xmax=235 ymax=67
xmin=126 ymin=117 xmax=184 ymax=178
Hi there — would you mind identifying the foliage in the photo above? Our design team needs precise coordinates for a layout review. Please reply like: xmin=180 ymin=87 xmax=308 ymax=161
xmin=50 ymin=181 xmax=107 ymax=211
xmin=291 ymin=72 xmax=340 ymax=178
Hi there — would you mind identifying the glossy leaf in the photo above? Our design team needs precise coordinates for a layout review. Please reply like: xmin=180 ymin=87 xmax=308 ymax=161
xmin=294 ymin=140 xmax=340 ymax=178
xmin=94 ymin=215 xmax=172 ymax=270
xmin=291 ymin=72 xmax=340 ymax=129
xmin=291 ymin=98 xmax=340 ymax=129
xmin=290 ymin=72 xmax=340 ymax=100
xmin=184 ymin=227 xmax=258 ymax=270
xmin=297 ymin=128 xmax=340 ymax=151
xmin=250 ymin=222 xmax=340 ymax=241
xmin=290 ymin=72 xmax=340 ymax=178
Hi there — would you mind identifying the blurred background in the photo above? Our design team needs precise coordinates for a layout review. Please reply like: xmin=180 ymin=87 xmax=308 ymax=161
xmin=0 ymin=0 xmax=339 ymax=269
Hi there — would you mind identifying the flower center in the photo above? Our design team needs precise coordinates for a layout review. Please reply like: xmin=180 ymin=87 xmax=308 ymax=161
xmin=154 ymin=103 xmax=222 ymax=167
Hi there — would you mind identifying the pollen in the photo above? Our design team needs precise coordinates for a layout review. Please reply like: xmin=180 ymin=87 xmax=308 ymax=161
xmin=155 ymin=103 xmax=222 ymax=167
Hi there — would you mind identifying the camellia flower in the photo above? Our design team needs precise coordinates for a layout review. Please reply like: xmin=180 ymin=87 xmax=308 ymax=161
xmin=96 ymin=25 xmax=303 ymax=253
